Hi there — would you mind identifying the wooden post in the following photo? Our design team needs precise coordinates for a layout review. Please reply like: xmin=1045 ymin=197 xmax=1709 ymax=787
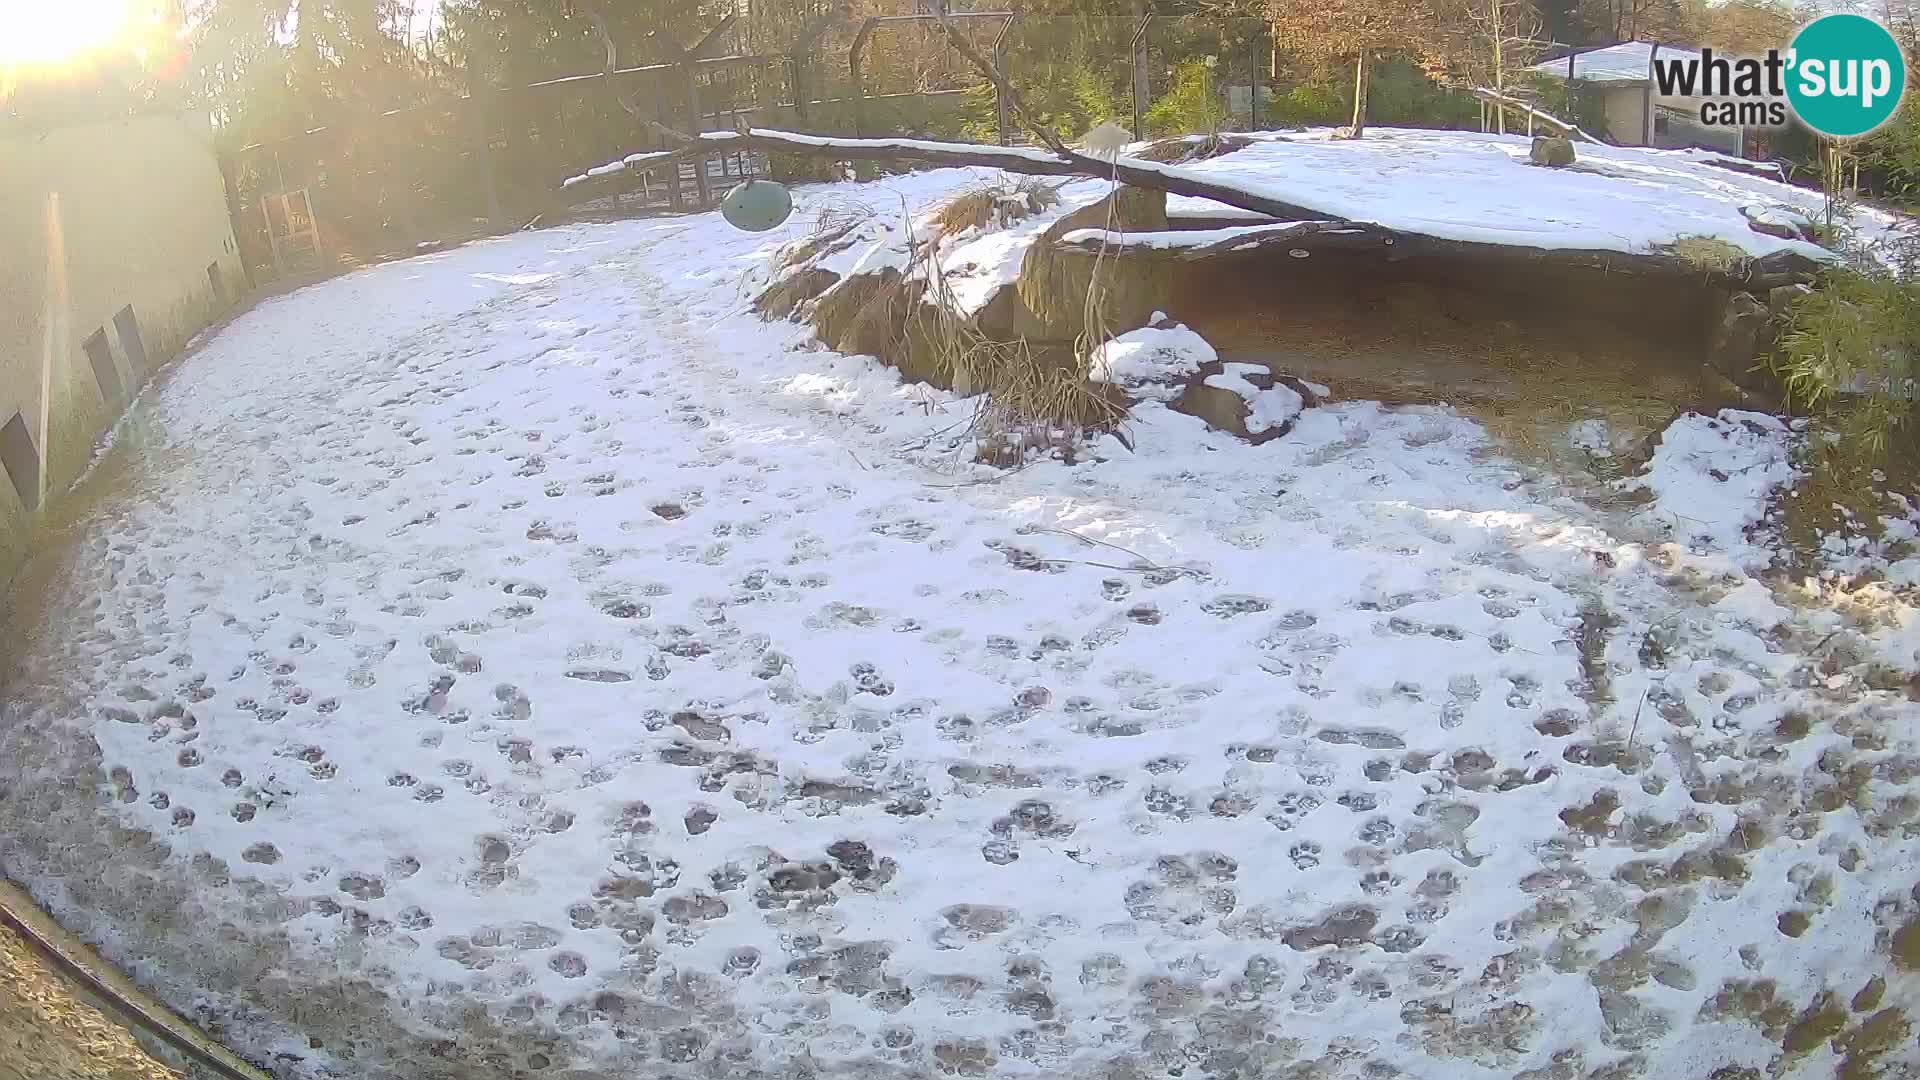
xmin=850 ymin=27 xmax=869 ymax=137
xmin=666 ymin=78 xmax=684 ymax=210
xmin=687 ymin=62 xmax=710 ymax=207
xmin=1350 ymin=50 xmax=1370 ymax=137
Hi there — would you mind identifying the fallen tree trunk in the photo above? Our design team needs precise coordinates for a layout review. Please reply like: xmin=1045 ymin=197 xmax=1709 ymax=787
xmin=1470 ymin=88 xmax=1605 ymax=145
xmin=560 ymin=127 xmax=1341 ymax=222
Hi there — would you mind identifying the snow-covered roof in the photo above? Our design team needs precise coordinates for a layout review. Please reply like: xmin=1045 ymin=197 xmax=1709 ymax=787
xmin=1530 ymin=41 xmax=1700 ymax=84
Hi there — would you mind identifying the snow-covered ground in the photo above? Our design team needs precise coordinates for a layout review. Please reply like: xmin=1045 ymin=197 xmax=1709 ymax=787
xmin=5 ymin=167 xmax=1920 ymax=1080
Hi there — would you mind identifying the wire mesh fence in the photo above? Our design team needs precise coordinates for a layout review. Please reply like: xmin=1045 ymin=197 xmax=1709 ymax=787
xmin=218 ymin=14 xmax=1494 ymax=283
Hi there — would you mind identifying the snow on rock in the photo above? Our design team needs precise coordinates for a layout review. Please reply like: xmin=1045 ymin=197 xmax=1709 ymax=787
xmin=1201 ymin=362 xmax=1305 ymax=435
xmin=935 ymin=179 xmax=1107 ymax=315
xmin=1630 ymin=409 xmax=1800 ymax=565
xmin=1166 ymin=128 xmax=1898 ymax=262
xmin=770 ymin=173 xmax=1109 ymax=319
xmin=1741 ymin=203 xmax=1814 ymax=240
xmin=1088 ymin=321 xmax=1216 ymax=400
xmin=1568 ymin=417 xmax=1617 ymax=458
xmin=1058 ymin=222 xmax=1312 ymax=250
xmin=5 ymin=165 xmax=1920 ymax=1080
xmin=1164 ymin=201 xmax=1280 ymax=223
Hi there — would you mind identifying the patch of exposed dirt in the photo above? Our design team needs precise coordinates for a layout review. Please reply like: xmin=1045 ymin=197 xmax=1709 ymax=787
xmin=1168 ymin=245 xmax=1748 ymax=473
xmin=0 ymin=921 xmax=179 ymax=1080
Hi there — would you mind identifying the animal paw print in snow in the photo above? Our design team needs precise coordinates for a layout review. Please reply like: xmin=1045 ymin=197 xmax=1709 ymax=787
xmin=1358 ymin=817 xmax=1397 ymax=846
xmin=1267 ymin=791 xmax=1322 ymax=831
xmin=850 ymin=662 xmax=894 ymax=696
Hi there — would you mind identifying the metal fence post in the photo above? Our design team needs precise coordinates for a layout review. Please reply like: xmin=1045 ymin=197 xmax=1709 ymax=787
xmin=850 ymin=18 xmax=877 ymax=138
xmin=1248 ymin=26 xmax=1259 ymax=130
xmin=788 ymin=56 xmax=807 ymax=123
xmin=687 ymin=62 xmax=710 ymax=207
xmin=664 ymin=73 xmax=684 ymax=210
xmin=1130 ymin=14 xmax=1153 ymax=140
xmin=993 ymin=14 xmax=1016 ymax=145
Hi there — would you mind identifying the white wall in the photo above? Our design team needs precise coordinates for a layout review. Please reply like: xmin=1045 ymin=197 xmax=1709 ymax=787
xmin=0 ymin=110 xmax=243 ymax=589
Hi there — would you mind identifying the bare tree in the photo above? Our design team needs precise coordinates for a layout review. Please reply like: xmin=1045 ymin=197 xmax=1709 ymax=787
xmin=1458 ymin=0 xmax=1541 ymax=133
xmin=1267 ymin=0 xmax=1447 ymax=138
xmin=1697 ymin=0 xmax=1794 ymax=53
xmin=1576 ymin=0 xmax=1701 ymax=45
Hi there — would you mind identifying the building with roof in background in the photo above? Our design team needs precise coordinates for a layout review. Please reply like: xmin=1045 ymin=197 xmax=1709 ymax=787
xmin=1529 ymin=41 xmax=1750 ymax=157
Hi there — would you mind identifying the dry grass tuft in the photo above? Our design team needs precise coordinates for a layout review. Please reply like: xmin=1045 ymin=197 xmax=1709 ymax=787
xmin=927 ymin=177 xmax=1062 ymax=244
xmin=792 ymin=190 xmax=1134 ymax=468
xmin=812 ymin=269 xmax=924 ymax=361
xmin=1131 ymin=133 xmax=1253 ymax=164
xmin=1129 ymin=137 xmax=1198 ymax=163
xmin=929 ymin=187 xmax=1003 ymax=239
xmin=918 ymin=250 xmax=1126 ymax=434
xmin=0 ymin=923 xmax=181 ymax=1080
xmin=803 ymin=215 xmax=1128 ymax=468
xmin=1667 ymin=235 xmax=1749 ymax=276
xmin=753 ymin=268 xmax=841 ymax=320
xmin=768 ymin=199 xmax=875 ymax=278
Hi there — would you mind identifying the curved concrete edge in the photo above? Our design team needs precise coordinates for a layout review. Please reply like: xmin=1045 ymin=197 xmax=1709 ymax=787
xmin=0 ymin=879 xmax=274 ymax=1080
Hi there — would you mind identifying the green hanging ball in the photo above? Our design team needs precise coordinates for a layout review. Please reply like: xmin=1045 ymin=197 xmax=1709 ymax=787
xmin=721 ymin=180 xmax=793 ymax=233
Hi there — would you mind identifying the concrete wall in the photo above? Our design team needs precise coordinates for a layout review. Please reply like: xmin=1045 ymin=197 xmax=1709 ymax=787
xmin=1599 ymin=85 xmax=1650 ymax=145
xmin=1651 ymin=104 xmax=1743 ymax=156
xmin=0 ymin=110 xmax=241 ymax=590
xmin=1595 ymin=86 xmax=1743 ymax=156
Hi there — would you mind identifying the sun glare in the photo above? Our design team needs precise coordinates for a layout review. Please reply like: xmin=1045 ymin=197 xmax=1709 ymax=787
xmin=0 ymin=0 xmax=144 ymax=70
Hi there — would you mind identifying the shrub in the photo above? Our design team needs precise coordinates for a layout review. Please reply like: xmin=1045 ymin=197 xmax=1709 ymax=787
xmin=1145 ymin=59 xmax=1230 ymax=137
xmin=1772 ymin=273 xmax=1920 ymax=458
xmin=1259 ymin=57 xmax=1478 ymax=131
xmin=960 ymin=61 xmax=1125 ymax=145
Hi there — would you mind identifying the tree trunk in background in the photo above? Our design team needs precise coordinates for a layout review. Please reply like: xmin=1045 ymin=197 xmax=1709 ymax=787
xmin=1492 ymin=31 xmax=1506 ymax=134
xmin=293 ymin=0 xmax=320 ymax=130
xmin=1349 ymin=51 xmax=1370 ymax=138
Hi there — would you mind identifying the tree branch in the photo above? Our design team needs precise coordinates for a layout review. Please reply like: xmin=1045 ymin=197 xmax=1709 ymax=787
xmin=933 ymin=13 xmax=1073 ymax=156
xmin=575 ymin=0 xmax=642 ymax=116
